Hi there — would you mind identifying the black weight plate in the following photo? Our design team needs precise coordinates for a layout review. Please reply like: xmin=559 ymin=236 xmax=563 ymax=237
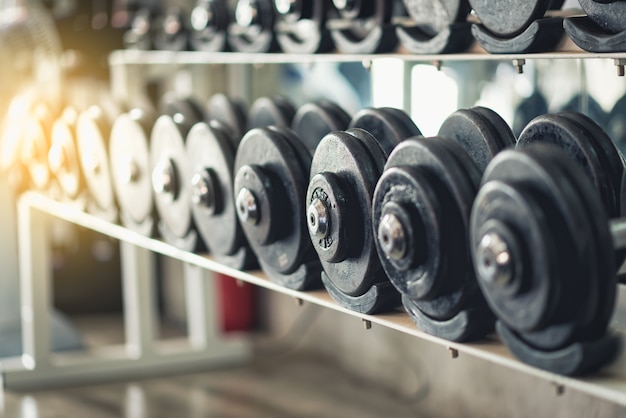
xmin=150 ymin=115 xmax=196 ymax=240
xmin=275 ymin=0 xmax=333 ymax=53
xmin=187 ymin=122 xmax=243 ymax=256
xmin=189 ymin=0 xmax=229 ymax=52
xmin=49 ymin=108 xmax=84 ymax=199
xmin=154 ymin=7 xmax=189 ymax=51
xmin=159 ymin=94 xmax=206 ymax=135
xmin=579 ymin=0 xmax=626 ymax=34
xmin=308 ymin=129 xmax=388 ymax=297
xmin=374 ymin=137 xmax=479 ymax=302
xmin=291 ymin=100 xmax=351 ymax=154
xmin=110 ymin=110 xmax=154 ymax=226
xmin=234 ymin=126 xmax=311 ymax=275
xmin=469 ymin=0 xmax=551 ymax=37
xmin=21 ymin=102 xmax=54 ymax=190
xmin=328 ymin=0 xmax=397 ymax=53
xmin=206 ymin=93 xmax=248 ymax=143
xmin=349 ymin=107 xmax=421 ymax=156
xmin=438 ymin=107 xmax=515 ymax=172
xmin=76 ymin=106 xmax=116 ymax=211
xmin=517 ymin=113 xmax=622 ymax=218
xmin=228 ymin=0 xmax=277 ymax=53
xmin=513 ymin=91 xmax=549 ymax=137
xmin=402 ymin=0 xmax=470 ymax=35
xmin=248 ymin=96 xmax=296 ymax=130
xmin=473 ymin=146 xmax=595 ymax=349
xmin=546 ymin=146 xmax=616 ymax=342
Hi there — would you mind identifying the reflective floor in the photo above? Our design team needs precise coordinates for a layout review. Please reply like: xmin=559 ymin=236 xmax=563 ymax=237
xmin=1 ymin=354 xmax=429 ymax=418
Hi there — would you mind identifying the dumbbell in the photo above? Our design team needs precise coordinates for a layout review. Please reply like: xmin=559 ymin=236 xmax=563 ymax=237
xmin=469 ymin=0 xmax=565 ymax=53
xmin=189 ymin=0 xmax=230 ymax=52
xmin=187 ymin=94 xmax=256 ymax=269
xmin=154 ymin=7 xmax=189 ymax=51
xmin=395 ymin=0 xmax=473 ymax=54
xmin=513 ymin=91 xmax=548 ymax=137
xmin=274 ymin=0 xmax=333 ymax=53
xmin=206 ymin=93 xmax=248 ymax=140
xmin=561 ymin=94 xmax=610 ymax=135
xmin=372 ymin=107 xmax=516 ymax=340
xmin=19 ymin=101 xmax=55 ymax=192
xmin=517 ymin=112 xmax=624 ymax=220
xmin=306 ymin=108 xmax=420 ymax=314
xmin=234 ymin=125 xmax=321 ymax=290
xmin=327 ymin=0 xmax=397 ymax=54
xmin=247 ymin=96 xmax=296 ymax=130
xmin=291 ymin=99 xmax=351 ymax=154
xmin=608 ymin=94 xmax=626 ymax=156
xmin=123 ymin=8 xmax=155 ymax=50
xmin=564 ymin=0 xmax=626 ymax=53
xmin=110 ymin=106 xmax=157 ymax=236
xmin=48 ymin=107 xmax=87 ymax=206
xmin=150 ymin=94 xmax=206 ymax=251
xmin=470 ymin=144 xmax=621 ymax=375
xmin=76 ymin=104 xmax=120 ymax=222
xmin=228 ymin=0 xmax=278 ymax=53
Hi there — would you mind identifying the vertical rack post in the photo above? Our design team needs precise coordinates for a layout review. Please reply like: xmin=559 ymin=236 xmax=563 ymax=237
xmin=184 ymin=264 xmax=220 ymax=350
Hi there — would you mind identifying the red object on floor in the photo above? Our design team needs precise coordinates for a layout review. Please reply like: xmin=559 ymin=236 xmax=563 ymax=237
xmin=217 ymin=273 xmax=255 ymax=332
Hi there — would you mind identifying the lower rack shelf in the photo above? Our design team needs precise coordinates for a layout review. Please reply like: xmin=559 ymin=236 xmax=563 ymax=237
xmin=11 ymin=192 xmax=626 ymax=404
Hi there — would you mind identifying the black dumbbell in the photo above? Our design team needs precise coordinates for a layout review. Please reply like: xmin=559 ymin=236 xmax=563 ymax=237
xmin=123 ymin=8 xmax=155 ymax=50
xmin=608 ymin=94 xmax=626 ymax=156
xmin=564 ymin=0 xmax=626 ymax=53
xmin=228 ymin=0 xmax=278 ymax=53
xmin=48 ymin=107 xmax=87 ymax=205
xmin=327 ymin=0 xmax=397 ymax=53
xmin=110 ymin=106 xmax=157 ymax=236
xmin=150 ymin=95 xmax=205 ymax=251
xmin=513 ymin=91 xmax=549 ymax=137
xmin=395 ymin=0 xmax=473 ymax=54
xmin=206 ymin=93 xmax=248 ymax=140
xmin=189 ymin=0 xmax=230 ymax=52
xmin=469 ymin=0 xmax=564 ymax=53
xmin=516 ymin=112 xmax=624 ymax=219
xmin=247 ymin=96 xmax=296 ymax=130
xmin=560 ymin=94 xmax=610 ymax=134
xmin=470 ymin=143 xmax=621 ymax=375
xmin=154 ymin=7 xmax=189 ymax=51
xmin=187 ymin=94 xmax=256 ymax=269
xmin=306 ymin=107 xmax=420 ymax=314
xmin=274 ymin=0 xmax=333 ymax=53
xmin=234 ymin=126 xmax=321 ymax=290
xmin=372 ymin=107 xmax=516 ymax=341
xmin=291 ymin=99 xmax=351 ymax=154
xmin=76 ymin=104 xmax=119 ymax=222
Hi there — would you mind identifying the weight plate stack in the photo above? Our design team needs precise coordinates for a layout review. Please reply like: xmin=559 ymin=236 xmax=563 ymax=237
xmin=234 ymin=126 xmax=321 ymax=290
xmin=247 ymin=96 xmax=296 ymax=130
xmin=154 ymin=7 xmax=189 ymax=51
xmin=189 ymin=0 xmax=230 ymax=52
xmin=274 ymin=0 xmax=334 ymax=53
xmin=395 ymin=0 xmax=473 ymax=54
xmin=48 ymin=107 xmax=87 ymax=208
xmin=150 ymin=95 xmax=206 ymax=251
xmin=564 ymin=0 xmax=626 ymax=53
xmin=228 ymin=0 xmax=278 ymax=53
xmin=327 ymin=0 xmax=397 ymax=54
xmin=110 ymin=107 xmax=157 ymax=236
xmin=76 ymin=105 xmax=120 ymax=222
xmin=188 ymin=94 xmax=256 ymax=270
xmin=469 ymin=0 xmax=564 ymax=53
xmin=306 ymin=107 xmax=421 ymax=314
xmin=291 ymin=99 xmax=351 ymax=155
xmin=372 ymin=107 xmax=515 ymax=341
xmin=470 ymin=144 xmax=620 ymax=375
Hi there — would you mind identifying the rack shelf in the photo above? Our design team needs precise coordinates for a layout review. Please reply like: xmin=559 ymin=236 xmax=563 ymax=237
xmin=18 ymin=192 xmax=626 ymax=405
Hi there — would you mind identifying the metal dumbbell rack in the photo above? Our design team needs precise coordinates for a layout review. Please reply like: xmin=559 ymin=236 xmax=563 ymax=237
xmin=4 ymin=49 xmax=626 ymax=406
